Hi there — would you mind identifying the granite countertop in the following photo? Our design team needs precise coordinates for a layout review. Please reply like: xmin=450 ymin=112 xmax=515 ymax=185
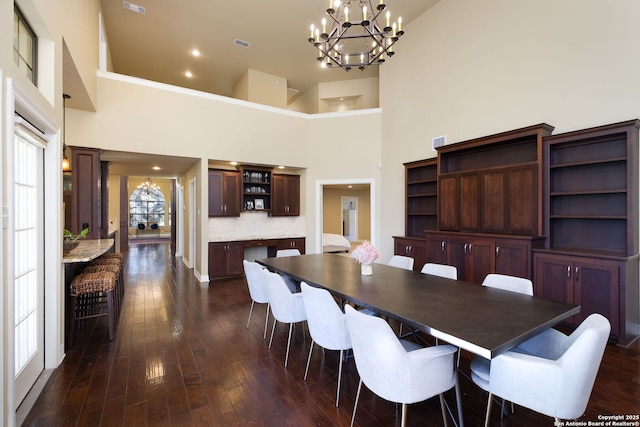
xmin=63 ymin=239 xmax=114 ymax=263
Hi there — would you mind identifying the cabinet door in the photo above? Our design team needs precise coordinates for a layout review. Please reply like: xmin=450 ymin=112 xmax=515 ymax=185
xmin=277 ymin=238 xmax=305 ymax=254
xmin=467 ymin=237 xmax=495 ymax=284
xmin=225 ymin=242 xmax=244 ymax=276
xmin=574 ymin=258 xmax=620 ymax=337
xmin=446 ymin=237 xmax=469 ymax=282
xmin=481 ymin=170 xmax=507 ymax=233
xmin=508 ymin=165 xmax=537 ymax=235
xmin=425 ymin=236 xmax=448 ymax=265
xmin=495 ymin=238 xmax=531 ymax=278
xmin=223 ymin=172 xmax=241 ymax=216
xmin=460 ymin=173 xmax=480 ymax=232
xmin=438 ymin=176 xmax=459 ymax=230
xmin=394 ymin=238 xmax=425 ymax=272
xmin=209 ymin=170 xmax=240 ymax=217
xmin=533 ymin=253 xmax=576 ymax=323
xmin=272 ymin=175 xmax=300 ymax=216
xmin=208 ymin=170 xmax=224 ymax=216
xmin=209 ymin=242 xmax=243 ymax=278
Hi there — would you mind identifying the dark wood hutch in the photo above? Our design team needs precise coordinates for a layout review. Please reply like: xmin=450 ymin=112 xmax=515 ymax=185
xmin=394 ymin=120 xmax=640 ymax=346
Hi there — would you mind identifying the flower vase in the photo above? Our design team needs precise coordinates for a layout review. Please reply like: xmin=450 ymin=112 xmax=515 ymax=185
xmin=361 ymin=263 xmax=373 ymax=276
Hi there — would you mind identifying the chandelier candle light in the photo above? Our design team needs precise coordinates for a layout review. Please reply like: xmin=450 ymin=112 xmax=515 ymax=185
xmin=352 ymin=240 xmax=380 ymax=276
xmin=309 ymin=0 xmax=404 ymax=71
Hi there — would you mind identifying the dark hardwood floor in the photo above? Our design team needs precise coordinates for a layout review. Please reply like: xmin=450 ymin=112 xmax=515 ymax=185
xmin=23 ymin=243 xmax=640 ymax=426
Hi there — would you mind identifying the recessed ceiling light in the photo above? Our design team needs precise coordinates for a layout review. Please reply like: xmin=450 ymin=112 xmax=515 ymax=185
xmin=230 ymin=161 xmax=238 ymax=166
xmin=185 ymin=71 xmax=193 ymax=78
xmin=191 ymin=49 xmax=201 ymax=57
xmin=152 ymin=166 xmax=161 ymax=170
xmin=278 ymin=166 xmax=285 ymax=169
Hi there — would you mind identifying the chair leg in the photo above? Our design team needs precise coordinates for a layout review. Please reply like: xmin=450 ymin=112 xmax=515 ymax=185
xmin=454 ymin=374 xmax=464 ymax=427
xmin=336 ymin=349 xmax=344 ymax=407
xmin=246 ymin=300 xmax=255 ymax=328
xmin=439 ymin=394 xmax=449 ymax=427
xmin=350 ymin=379 xmax=363 ymax=427
xmin=284 ymin=323 xmax=294 ymax=367
xmin=269 ymin=319 xmax=277 ymax=349
xmin=484 ymin=392 xmax=493 ymax=427
xmin=106 ymin=290 xmax=114 ymax=341
xmin=304 ymin=340 xmax=314 ymax=380
xmin=263 ymin=303 xmax=270 ymax=340
xmin=401 ymin=403 xmax=407 ymax=427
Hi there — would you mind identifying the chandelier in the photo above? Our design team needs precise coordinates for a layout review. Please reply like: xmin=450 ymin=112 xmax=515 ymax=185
xmin=137 ymin=177 xmax=159 ymax=195
xmin=308 ymin=0 xmax=404 ymax=71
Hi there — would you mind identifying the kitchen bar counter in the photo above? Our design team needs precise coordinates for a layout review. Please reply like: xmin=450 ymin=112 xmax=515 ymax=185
xmin=63 ymin=239 xmax=114 ymax=263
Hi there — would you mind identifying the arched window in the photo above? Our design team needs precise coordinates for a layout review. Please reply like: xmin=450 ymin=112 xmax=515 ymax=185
xmin=130 ymin=187 xmax=165 ymax=227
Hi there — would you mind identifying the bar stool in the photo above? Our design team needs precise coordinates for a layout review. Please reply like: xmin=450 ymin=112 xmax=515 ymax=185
xmin=90 ymin=253 xmax=125 ymax=309
xmin=83 ymin=263 xmax=122 ymax=318
xmin=69 ymin=271 xmax=117 ymax=341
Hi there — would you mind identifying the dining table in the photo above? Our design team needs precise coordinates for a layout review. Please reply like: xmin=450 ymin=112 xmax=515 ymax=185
xmin=257 ymin=253 xmax=580 ymax=360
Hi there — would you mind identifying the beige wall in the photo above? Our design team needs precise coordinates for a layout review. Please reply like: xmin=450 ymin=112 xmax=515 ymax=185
xmin=378 ymin=0 xmax=640 ymax=262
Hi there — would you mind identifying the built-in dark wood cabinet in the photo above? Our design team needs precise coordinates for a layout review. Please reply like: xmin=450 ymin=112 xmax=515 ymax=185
xmin=533 ymin=119 xmax=640 ymax=345
xmin=276 ymin=237 xmax=305 ymax=253
xmin=272 ymin=174 xmax=300 ymax=216
xmin=209 ymin=237 xmax=306 ymax=280
xmin=208 ymin=169 xmax=241 ymax=217
xmin=70 ymin=146 xmax=102 ymax=239
xmin=209 ymin=241 xmax=244 ymax=279
xmin=426 ymin=231 xmax=542 ymax=283
xmin=240 ymin=166 xmax=272 ymax=212
xmin=401 ymin=120 xmax=640 ymax=345
xmin=437 ymin=124 xmax=553 ymax=236
xmin=404 ymin=159 xmax=437 ymax=237
xmin=393 ymin=236 xmax=426 ymax=272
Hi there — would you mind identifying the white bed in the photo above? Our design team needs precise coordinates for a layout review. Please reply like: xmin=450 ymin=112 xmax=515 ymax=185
xmin=322 ymin=233 xmax=351 ymax=253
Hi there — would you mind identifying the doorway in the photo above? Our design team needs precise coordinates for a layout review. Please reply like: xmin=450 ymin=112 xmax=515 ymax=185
xmin=317 ymin=179 xmax=375 ymax=253
xmin=341 ymin=196 xmax=358 ymax=241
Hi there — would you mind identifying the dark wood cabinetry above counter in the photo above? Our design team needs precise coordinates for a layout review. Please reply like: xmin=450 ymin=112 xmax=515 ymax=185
xmin=209 ymin=166 xmax=300 ymax=217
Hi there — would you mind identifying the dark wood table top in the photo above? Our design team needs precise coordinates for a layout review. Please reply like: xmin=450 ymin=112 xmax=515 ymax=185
xmin=257 ymin=253 xmax=580 ymax=359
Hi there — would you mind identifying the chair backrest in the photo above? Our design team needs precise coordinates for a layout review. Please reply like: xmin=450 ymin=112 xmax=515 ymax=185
xmin=137 ymin=223 xmax=145 ymax=230
xmin=276 ymin=249 xmax=301 ymax=257
xmin=421 ymin=263 xmax=457 ymax=279
xmin=491 ymin=313 xmax=610 ymax=420
xmin=344 ymin=305 xmax=457 ymax=404
xmin=150 ymin=223 xmax=159 ymax=230
xmin=482 ymin=273 xmax=533 ymax=296
xmin=387 ymin=255 xmax=414 ymax=271
xmin=262 ymin=269 xmax=306 ymax=323
xmin=243 ymin=260 xmax=269 ymax=304
xmin=301 ymin=282 xmax=351 ymax=351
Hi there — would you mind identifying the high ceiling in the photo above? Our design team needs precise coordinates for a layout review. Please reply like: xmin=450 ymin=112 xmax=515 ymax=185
xmin=68 ymin=1 xmax=439 ymax=179
xmin=98 ymin=0 xmax=438 ymax=101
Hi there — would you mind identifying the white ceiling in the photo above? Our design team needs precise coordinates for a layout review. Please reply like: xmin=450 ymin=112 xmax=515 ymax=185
xmin=66 ymin=0 xmax=440 ymax=178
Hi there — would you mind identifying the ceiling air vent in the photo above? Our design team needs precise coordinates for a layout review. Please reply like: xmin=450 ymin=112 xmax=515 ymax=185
xmin=234 ymin=39 xmax=251 ymax=48
xmin=432 ymin=135 xmax=446 ymax=150
xmin=123 ymin=1 xmax=145 ymax=14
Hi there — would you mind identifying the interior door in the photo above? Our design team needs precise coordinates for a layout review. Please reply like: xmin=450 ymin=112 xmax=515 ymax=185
xmin=12 ymin=121 xmax=45 ymax=407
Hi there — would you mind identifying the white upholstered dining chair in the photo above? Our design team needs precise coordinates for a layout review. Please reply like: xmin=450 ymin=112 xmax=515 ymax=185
xmin=421 ymin=263 xmax=458 ymax=279
xmin=470 ymin=313 xmax=610 ymax=426
xmin=263 ymin=269 xmax=307 ymax=368
xmin=387 ymin=255 xmax=414 ymax=271
xmin=275 ymin=248 xmax=301 ymax=292
xmin=345 ymin=304 xmax=460 ymax=427
xmin=481 ymin=273 xmax=533 ymax=296
xmin=301 ymin=282 xmax=352 ymax=407
xmin=243 ymin=260 xmax=270 ymax=339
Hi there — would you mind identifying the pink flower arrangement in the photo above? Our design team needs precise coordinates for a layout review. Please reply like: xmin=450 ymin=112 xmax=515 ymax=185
xmin=352 ymin=241 xmax=380 ymax=265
